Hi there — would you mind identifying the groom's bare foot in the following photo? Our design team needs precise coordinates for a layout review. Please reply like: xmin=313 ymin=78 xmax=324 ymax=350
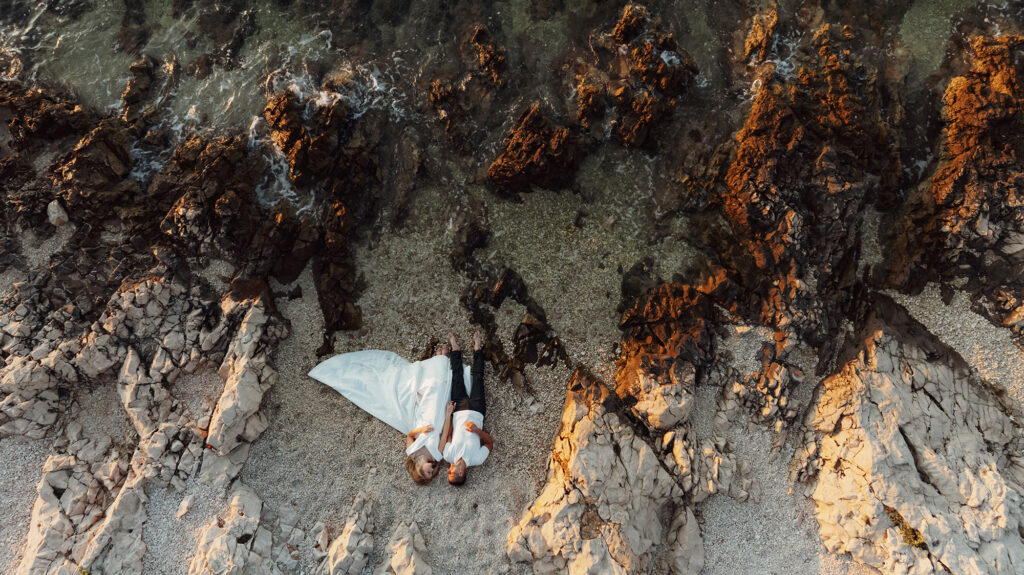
xmin=448 ymin=332 xmax=460 ymax=351
xmin=473 ymin=331 xmax=483 ymax=351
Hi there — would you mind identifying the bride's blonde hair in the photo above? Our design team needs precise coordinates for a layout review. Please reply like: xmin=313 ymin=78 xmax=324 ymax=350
xmin=405 ymin=456 xmax=432 ymax=485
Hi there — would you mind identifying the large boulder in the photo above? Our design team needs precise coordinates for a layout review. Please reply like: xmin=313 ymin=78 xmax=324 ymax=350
xmin=794 ymin=296 xmax=1024 ymax=574
xmin=507 ymin=369 xmax=703 ymax=574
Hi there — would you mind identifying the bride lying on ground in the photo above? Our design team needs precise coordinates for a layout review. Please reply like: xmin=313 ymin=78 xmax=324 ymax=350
xmin=307 ymin=340 xmax=472 ymax=485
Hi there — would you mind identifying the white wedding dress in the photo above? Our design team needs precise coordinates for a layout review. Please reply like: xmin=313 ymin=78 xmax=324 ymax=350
xmin=308 ymin=351 xmax=471 ymax=461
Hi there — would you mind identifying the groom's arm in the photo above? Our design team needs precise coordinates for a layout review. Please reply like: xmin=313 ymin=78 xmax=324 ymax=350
xmin=468 ymin=423 xmax=494 ymax=452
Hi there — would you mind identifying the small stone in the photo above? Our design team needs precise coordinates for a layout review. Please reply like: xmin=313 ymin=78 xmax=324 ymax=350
xmin=176 ymin=495 xmax=193 ymax=519
xmin=47 ymin=200 xmax=69 ymax=226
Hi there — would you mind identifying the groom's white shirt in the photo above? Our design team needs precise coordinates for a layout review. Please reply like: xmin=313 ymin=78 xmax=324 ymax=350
xmin=443 ymin=410 xmax=489 ymax=467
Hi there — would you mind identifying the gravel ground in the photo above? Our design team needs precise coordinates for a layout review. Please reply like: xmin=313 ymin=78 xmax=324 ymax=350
xmin=5 ymin=151 xmax=1006 ymax=575
xmin=21 ymin=222 xmax=75 ymax=270
xmin=694 ymin=330 xmax=878 ymax=575
xmin=139 ymin=369 xmax=229 ymax=574
xmin=0 ymin=436 xmax=51 ymax=573
xmin=142 ymin=475 xmax=227 ymax=575
xmin=241 ymin=185 xmax=572 ymax=574
xmin=886 ymin=284 xmax=1024 ymax=406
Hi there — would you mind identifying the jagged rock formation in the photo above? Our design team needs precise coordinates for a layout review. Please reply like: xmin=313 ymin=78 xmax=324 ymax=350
xmin=426 ymin=24 xmax=507 ymax=152
xmin=615 ymin=283 xmax=715 ymax=431
xmin=316 ymin=494 xmax=374 ymax=575
xmin=17 ymin=436 xmax=137 ymax=574
xmin=793 ymin=296 xmax=1024 ymax=573
xmin=190 ymin=484 xmax=281 ymax=575
xmin=6 ymin=266 xmax=286 ymax=572
xmin=486 ymin=102 xmax=582 ymax=193
xmin=885 ymin=35 xmax=1024 ymax=338
xmin=262 ymin=85 xmax=382 ymax=334
xmin=717 ymin=22 xmax=897 ymax=347
xmin=0 ymin=81 xmax=94 ymax=149
xmin=507 ymin=369 xmax=707 ymax=574
xmin=573 ymin=4 xmax=698 ymax=148
xmin=375 ymin=521 xmax=432 ymax=575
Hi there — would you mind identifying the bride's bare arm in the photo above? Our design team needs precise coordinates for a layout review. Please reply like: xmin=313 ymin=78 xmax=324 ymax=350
xmin=405 ymin=425 xmax=433 ymax=447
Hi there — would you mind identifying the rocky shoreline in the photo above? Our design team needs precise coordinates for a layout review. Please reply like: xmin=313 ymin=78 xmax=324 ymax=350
xmin=2 ymin=1 xmax=1024 ymax=574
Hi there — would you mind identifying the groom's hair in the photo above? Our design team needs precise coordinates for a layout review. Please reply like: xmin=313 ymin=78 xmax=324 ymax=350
xmin=405 ymin=457 xmax=431 ymax=485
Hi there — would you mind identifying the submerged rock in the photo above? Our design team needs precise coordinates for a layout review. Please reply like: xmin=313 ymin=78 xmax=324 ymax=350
xmin=573 ymin=3 xmax=698 ymax=149
xmin=487 ymin=102 xmax=582 ymax=193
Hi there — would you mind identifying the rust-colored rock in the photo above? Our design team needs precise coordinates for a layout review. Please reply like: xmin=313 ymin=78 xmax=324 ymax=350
xmin=615 ymin=282 xmax=716 ymax=401
xmin=487 ymin=102 xmax=581 ymax=192
xmin=885 ymin=36 xmax=1024 ymax=337
xmin=611 ymin=4 xmax=650 ymax=45
xmin=715 ymin=24 xmax=896 ymax=345
xmin=743 ymin=8 xmax=779 ymax=62
xmin=571 ymin=4 xmax=698 ymax=148
xmin=426 ymin=24 xmax=508 ymax=152
xmin=0 ymin=81 xmax=95 ymax=148
xmin=468 ymin=25 xmax=506 ymax=87
xmin=121 ymin=56 xmax=156 ymax=128
xmin=263 ymin=86 xmax=381 ymax=333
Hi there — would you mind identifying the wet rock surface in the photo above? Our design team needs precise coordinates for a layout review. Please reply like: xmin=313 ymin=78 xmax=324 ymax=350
xmin=885 ymin=35 xmax=1024 ymax=342
xmin=486 ymin=102 xmax=582 ymax=194
xmin=578 ymin=4 xmax=699 ymax=149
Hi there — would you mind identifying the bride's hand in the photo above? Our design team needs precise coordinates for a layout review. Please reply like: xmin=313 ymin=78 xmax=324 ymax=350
xmin=464 ymin=421 xmax=477 ymax=432
xmin=445 ymin=401 xmax=455 ymax=416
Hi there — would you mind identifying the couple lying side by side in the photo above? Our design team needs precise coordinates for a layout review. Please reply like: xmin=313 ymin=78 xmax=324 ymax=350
xmin=307 ymin=331 xmax=493 ymax=488
xmin=405 ymin=332 xmax=493 ymax=486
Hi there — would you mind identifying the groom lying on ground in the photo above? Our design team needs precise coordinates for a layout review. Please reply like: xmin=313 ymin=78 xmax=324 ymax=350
xmin=439 ymin=331 xmax=494 ymax=485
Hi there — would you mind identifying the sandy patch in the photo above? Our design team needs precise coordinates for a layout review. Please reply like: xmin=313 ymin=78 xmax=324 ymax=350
xmin=142 ymin=475 xmax=227 ymax=575
xmin=21 ymin=222 xmax=76 ymax=271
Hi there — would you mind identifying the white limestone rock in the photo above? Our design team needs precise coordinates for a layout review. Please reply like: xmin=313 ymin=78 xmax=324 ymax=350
xmin=189 ymin=483 xmax=283 ymax=575
xmin=374 ymin=521 xmax=432 ymax=575
xmin=16 ymin=448 xmax=139 ymax=574
xmin=319 ymin=493 xmax=375 ymax=575
xmin=794 ymin=297 xmax=1024 ymax=574
xmin=47 ymin=199 xmax=69 ymax=227
xmin=507 ymin=369 xmax=703 ymax=574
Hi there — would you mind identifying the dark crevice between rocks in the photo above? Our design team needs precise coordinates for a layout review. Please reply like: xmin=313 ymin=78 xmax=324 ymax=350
xmin=897 ymin=425 xmax=943 ymax=499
